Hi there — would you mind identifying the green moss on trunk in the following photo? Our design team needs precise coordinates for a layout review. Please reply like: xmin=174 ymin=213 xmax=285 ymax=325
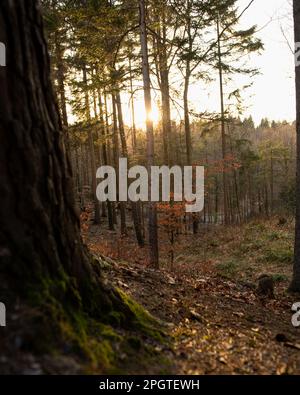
xmin=19 ymin=259 xmax=170 ymax=374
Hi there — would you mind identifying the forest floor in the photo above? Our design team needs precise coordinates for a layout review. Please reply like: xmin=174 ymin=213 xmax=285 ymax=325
xmin=2 ymin=215 xmax=300 ymax=375
xmin=86 ymin=214 xmax=300 ymax=374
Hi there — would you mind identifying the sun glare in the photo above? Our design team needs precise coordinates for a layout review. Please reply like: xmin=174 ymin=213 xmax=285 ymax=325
xmin=127 ymin=98 xmax=160 ymax=129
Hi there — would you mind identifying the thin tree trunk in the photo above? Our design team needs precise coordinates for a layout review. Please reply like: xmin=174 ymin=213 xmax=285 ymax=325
xmin=184 ymin=70 xmax=198 ymax=234
xmin=98 ymin=89 xmax=114 ymax=230
xmin=264 ymin=176 xmax=269 ymax=217
xmin=157 ymin=9 xmax=172 ymax=165
xmin=129 ymin=57 xmax=137 ymax=153
xmin=111 ymin=94 xmax=119 ymax=225
xmin=184 ymin=69 xmax=192 ymax=167
xmin=270 ymin=149 xmax=274 ymax=215
xmin=217 ymin=15 xmax=229 ymax=225
xmin=139 ymin=0 xmax=159 ymax=268
xmin=215 ymin=177 xmax=219 ymax=224
xmin=82 ymin=66 xmax=101 ymax=224
xmin=115 ymin=89 xmax=144 ymax=246
xmin=183 ymin=3 xmax=199 ymax=234
xmin=103 ymin=91 xmax=112 ymax=165
xmin=114 ymin=90 xmax=128 ymax=236
xmin=183 ymin=0 xmax=193 ymax=167
xmin=80 ymin=142 xmax=86 ymax=209
xmin=54 ymin=30 xmax=69 ymax=148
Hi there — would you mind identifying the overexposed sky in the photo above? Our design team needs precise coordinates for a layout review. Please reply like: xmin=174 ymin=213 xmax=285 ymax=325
xmin=66 ymin=0 xmax=297 ymax=128
xmin=237 ymin=0 xmax=295 ymax=124
xmin=127 ymin=0 xmax=296 ymax=128
xmin=191 ymin=0 xmax=296 ymax=123
xmin=188 ymin=0 xmax=296 ymax=125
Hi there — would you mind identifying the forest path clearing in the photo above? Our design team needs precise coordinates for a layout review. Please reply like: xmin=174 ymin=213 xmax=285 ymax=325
xmin=85 ymin=218 xmax=300 ymax=374
xmin=105 ymin=258 xmax=300 ymax=375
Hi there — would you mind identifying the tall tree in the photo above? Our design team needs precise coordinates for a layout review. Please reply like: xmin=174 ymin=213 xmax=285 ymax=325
xmin=217 ymin=13 xmax=229 ymax=224
xmin=98 ymin=88 xmax=115 ymax=230
xmin=42 ymin=0 xmax=70 ymax=146
xmin=213 ymin=2 xmax=262 ymax=224
xmin=0 ymin=0 xmax=138 ymax=333
xmin=83 ymin=65 xmax=101 ymax=224
xmin=290 ymin=0 xmax=300 ymax=292
xmin=152 ymin=0 xmax=176 ymax=165
xmin=139 ymin=0 xmax=159 ymax=268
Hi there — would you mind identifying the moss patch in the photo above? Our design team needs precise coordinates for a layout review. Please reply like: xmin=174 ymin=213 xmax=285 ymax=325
xmin=19 ymin=272 xmax=171 ymax=374
xmin=116 ymin=288 xmax=167 ymax=343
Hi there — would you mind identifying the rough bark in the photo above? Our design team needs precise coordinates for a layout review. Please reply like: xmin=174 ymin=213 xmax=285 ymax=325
xmin=0 ymin=0 xmax=123 ymax=317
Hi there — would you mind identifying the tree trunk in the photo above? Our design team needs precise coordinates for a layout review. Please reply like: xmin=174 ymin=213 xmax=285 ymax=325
xmin=114 ymin=90 xmax=128 ymax=236
xmin=129 ymin=57 xmax=137 ymax=154
xmin=290 ymin=0 xmax=300 ymax=292
xmin=54 ymin=30 xmax=69 ymax=148
xmin=115 ymin=90 xmax=144 ymax=246
xmin=157 ymin=9 xmax=172 ymax=165
xmin=111 ymin=94 xmax=119 ymax=225
xmin=139 ymin=0 xmax=159 ymax=268
xmin=0 ymin=0 xmax=124 ymax=318
xmin=184 ymin=68 xmax=192 ymax=167
xmin=217 ymin=15 xmax=229 ymax=225
xmin=103 ymin=91 xmax=112 ymax=166
xmin=82 ymin=66 xmax=101 ymax=225
xmin=270 ymin=149 xmax=274 ymax=215
xmin=184 ymin=0 xmax=193 ymax=168
xmin=183 ymin=3 xmax=199 ymax=234
xmin=98 ymin=89 xmax=114 ymax=230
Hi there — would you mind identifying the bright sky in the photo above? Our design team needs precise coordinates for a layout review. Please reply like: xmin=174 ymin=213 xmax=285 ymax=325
xmin=234 ymin=0 xmax=295 ymax=124
xmin=127 ymin=0 xmax=296 ymax=129
xmin=187 ymin=0 xmax=296 ymax=126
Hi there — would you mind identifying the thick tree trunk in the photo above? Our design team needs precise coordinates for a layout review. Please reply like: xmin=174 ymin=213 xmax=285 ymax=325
xmin=0 ymin=0 xmax=123 ymax=318
xmin=290 ymin=0 xmax=300 ymax=292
